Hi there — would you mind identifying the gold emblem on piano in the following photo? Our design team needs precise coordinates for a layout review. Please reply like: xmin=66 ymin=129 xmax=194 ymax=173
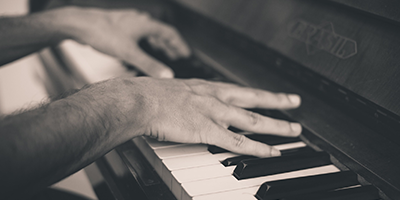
xmin=288 ymin=20 xmax=357 ymax=59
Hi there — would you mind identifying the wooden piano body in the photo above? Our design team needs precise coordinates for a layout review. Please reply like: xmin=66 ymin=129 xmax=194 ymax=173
xmin=36 ymin=0 xmax=400 ymax=199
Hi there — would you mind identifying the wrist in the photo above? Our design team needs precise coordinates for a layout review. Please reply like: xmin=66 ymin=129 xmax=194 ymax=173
xmin=37 ymin=6 xmax=93 ymax=44
xmin=64 ymin=78 xmax=152 ymax=145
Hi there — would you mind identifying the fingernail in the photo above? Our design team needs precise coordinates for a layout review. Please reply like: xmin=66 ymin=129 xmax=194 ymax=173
xmin=288 ymin=94 xmax=301 ymax=106
xmin=271 ymin=148 xmax=281 ymax=157
xmin=290 ymin=123 xmax=302 ymax=135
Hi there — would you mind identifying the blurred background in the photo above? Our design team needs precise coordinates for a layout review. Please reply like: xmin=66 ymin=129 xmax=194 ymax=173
xmin=0 ymin=0 xmax=97 ymax=199
xmin=0 ymin=0 xmax=48 ymax=115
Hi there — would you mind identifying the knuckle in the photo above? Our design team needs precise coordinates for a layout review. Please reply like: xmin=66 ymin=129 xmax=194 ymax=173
xmin=232 ymin=134 xmax=246 ymax=148
xmin=248 ymin=111 xmax=261 ymax=126
xmin=252 ymin=90 xmax=263 ymax=98
xmin=277 ymin=120 xmax=291 ymax=128
xmin=275 ymin=93 xmax=287 ymax=103
xmin=275 ymin=120 xmax=292 ymax=133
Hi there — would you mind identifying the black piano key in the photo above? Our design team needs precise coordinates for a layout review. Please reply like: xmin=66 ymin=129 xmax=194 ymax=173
xmin=255 ymin=171 xmax=359 ymax=200
xmin=246 ymin=135 xmax=301 ymax=145
xmin=279 ymin=185 xmax=380 ymax=200
xmin=233 ymin=151 xmax=331 ymax=180
xmin=208 ymin=135 xmax=302 ymax=154
xmin=208 ymin=145 xmax=227 ymax=154
xmin=222 ymin=147 xmax=315 ymax=166
xmin=221 ymin=155 xmax=256 ymax=166
xmin=280 ymin=146 xmax=315 ymax=156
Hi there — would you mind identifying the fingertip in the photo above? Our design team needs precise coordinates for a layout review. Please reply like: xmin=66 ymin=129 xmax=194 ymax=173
xmin=158 ymin=68 xmax=175 ymax=78
xmin=290 ymin=122 xmax=302 ymax=136
xmin=181 ymin=45 xmax=192 ymax=58
xmin=287 ymin=94 xmax=301 ymax=107
xmin=171 ymin=39 xmax=192 ymax=58
xmin=271 ymin=148 xmax=281 ymax=157
xmin=256 ymin=144 xmax=281 ymax=158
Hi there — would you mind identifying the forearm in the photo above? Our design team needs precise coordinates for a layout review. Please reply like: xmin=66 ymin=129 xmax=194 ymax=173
xmin=0 ymin=80 xmax=144 ymax=199
xmin=0 ymin=7 xmax=87 ymax=66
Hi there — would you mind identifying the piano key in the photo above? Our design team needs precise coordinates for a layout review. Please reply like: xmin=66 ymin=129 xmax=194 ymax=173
xmin=163 ymin=152 xmax=238 ymax=197
xmin=171 ymin=165 xmax=236 ymax=198
xmin=167 ymin=141 xmax=309 ymax=199
xmin=269 ymin=141 xmax=306 ymax=150
xmin=208 ymin=136 xmax=303 ymax=154
xmin=168 ymin=141 xmax=311 ymax=198
xmin=133 ymin=137 xmax=212 ymax=181
xmin=154 ymin=144 xmax=209 ymax=159
xmin=162 ymin=152 xmax=238 ymax=171
xmin=169 ymin=142 xmax=310 ymax=183
xmin=234 ymin=151 xmax=331 ymax=180
xmin=181 ymin=165 xmax=340 ymax=199
xmin=246 ymin=135 xmax=301 ymax=145
xmin=255 ymin=171 xmax=359 ymax=200
xmin=207 ymin=145 xmax=228 ymax=154
xmin=144 ymin=137 xmax=185 ymax=149
xmin=164 ymin=141 xmax=308 ymax=172
xmin=193 ymin=186 xmax=259 ymax=200
xmin=172 ymin=164 xmax=236 ymax=183
xmin=138 ymin=134 xmax=318 ymax=200
xmin=280 ymin=185 xmax=380 ymax=200
xmin=221 ymin=155 xmax=256 ymax=167
xmin=221 ymin=146 xmax=314 ymax=166
xmin=280 ymin=146 xmax=314 ymax=155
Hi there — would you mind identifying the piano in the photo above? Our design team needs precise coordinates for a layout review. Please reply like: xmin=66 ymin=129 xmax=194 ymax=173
xmin=35 ymin=0 xmax=400 ymax=199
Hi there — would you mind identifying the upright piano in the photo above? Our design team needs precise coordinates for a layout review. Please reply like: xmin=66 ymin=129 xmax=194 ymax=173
xmin=37 ymin=0 xmax=400 ymax=199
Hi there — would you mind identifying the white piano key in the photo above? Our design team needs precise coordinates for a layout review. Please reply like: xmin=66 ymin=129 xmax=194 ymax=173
xmin=169 ymin=142 xmax=310 ymax=196
xmin=154 ymin=144 xmax=209 ymax=159
xmin=162 ymin=152 xmax=238 ymax=171
xmin=162 ymin=141 xmax=307 ymax=171
xmin=172 ymin=164 xmax=235 ymax=183
xmin=193 ymin=186 xmax=259 ymax=200
xmin=163 ymin=153 xmax=217 ymax=172
xmin=171 ymin=164 xmax=235 ymax=199
xmin=137 ymin=136 xmax=318 ymax=200
xmin=158 ymin=141 xmax=310 ymax=198
xmin=274 ymin=141 xmax=306 ymax=150
xmin=159 ymin=152 xmax=235 ymax=191
xmin=144 ymin=137 xmax=186 ymax=149
xmin=181 ymin=165 xmax=340 ymax=198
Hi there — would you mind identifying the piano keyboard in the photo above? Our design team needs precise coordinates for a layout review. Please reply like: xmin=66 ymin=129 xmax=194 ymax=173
xmin=132 ymin=134 xmax=379 ymax=200
xmin=127 ymin=41 xmax=381 ymax=200
xmin=46 ymin=38 xmax=383 ymax=200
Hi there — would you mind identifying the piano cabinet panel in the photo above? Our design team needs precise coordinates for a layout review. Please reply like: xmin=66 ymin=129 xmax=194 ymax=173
xmin=175 ymin=0 xmax=400 ymax=119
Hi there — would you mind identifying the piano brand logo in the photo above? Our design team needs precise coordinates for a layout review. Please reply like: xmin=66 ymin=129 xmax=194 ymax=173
xmin=288 ymin=20 xmax=357 ymax=59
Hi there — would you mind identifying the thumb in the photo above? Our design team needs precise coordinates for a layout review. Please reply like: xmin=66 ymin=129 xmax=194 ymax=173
xmin=126 ymin=45 xmax=175 ymax=78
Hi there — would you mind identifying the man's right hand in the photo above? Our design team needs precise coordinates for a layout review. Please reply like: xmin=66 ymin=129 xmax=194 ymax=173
xmin=82 ymin=77 xmax=302 ymax=158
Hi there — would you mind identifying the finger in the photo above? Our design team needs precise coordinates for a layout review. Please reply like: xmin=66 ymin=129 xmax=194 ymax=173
xmin=147 ymin=36 xmax=162 ymax=50
xmin=213 ymin=84 xmax=301 ymax=109
xmin=149 ymin=21 xmax=191 ymax=58
xmin=148 ymin=36 xmax=179 ymax=60
xmin=126 ymin=45 xmax=174 ymax=78
xmin=218 ymin=106 xmax=302 ymax=137
xmin=211 ymin=127 xmax=281 ymax=157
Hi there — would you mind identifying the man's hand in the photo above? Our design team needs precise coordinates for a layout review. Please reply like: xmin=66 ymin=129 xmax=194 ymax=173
xmin=106 ymin=77 xmax=302 ymax=157
xmin=62 ymin=7 xmax=191 ymax=78
xmin=0 ymin=77 xmax=300 ymax=198
xmin=0 ymin=6 xmax=190 ymax=77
